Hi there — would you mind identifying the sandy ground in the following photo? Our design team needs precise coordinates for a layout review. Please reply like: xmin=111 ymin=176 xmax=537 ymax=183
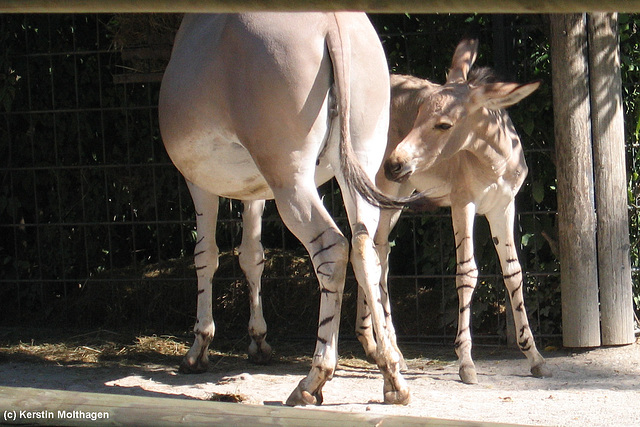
xmin=1 ymin=337 xmax=639 ymax=426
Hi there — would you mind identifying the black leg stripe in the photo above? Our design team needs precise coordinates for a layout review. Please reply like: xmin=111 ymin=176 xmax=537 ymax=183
xmin=457 ymin=268 xmax=478 ymax=279
xmin=511 ymin=281 xmax=523 ymax=298
xmin=519 ymin=325 xmax=527 ymax=338
xmin=319 ymin=315 xmax=334 ymax=328
xmin=316 ymin=261 xmax=335 ymax=277
xmin=457 ymin=256 xmax=474 ymax=266
xmin=310 ymin=230 xmax=328 ymax=244
xmin=379 ymin=284 xmax=388 ymax=296
xmin=313 ymin=243 xmax=338 ymax=259
xmin=455 ymin=237 xmax=471 ymax=250
xmin=504 ymin=270 xmax=522 ymax=280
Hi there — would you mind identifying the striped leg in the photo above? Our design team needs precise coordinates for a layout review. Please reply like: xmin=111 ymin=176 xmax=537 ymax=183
xmin=355 ymin=285 xmax=376 ymax=363
xmin=355 ymin=206 xmax=406 ymax=367
xmin=486 ymin=202 xmax=551 ymax=378
xmin=180 ymin=182 xmax=219 ymax=374
xmin=355 ymin=208 xmax=396 ymax=364
xmin=341 ymin=186 xmax=409 ymax=405
xmin=356 ymin=175 xmax=410 ymax=368
xmin=376 ymin=250 xmax=407 ymax=371
xmin=277 ymin=186 xmax=349 ymax=406
xmin=451 ymin=201 xmax=479 ymax=384
xmin=238 ymin=199 xmax=272 ymax=364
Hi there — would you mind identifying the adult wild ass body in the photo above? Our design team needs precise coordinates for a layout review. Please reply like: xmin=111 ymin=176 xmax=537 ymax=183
xmin=373 ymin=38 xmax=552 ymax=384
xmin=159 ymin=13 xmax=415 ymax=406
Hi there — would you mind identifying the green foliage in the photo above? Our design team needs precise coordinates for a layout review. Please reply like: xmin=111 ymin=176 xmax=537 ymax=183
xmin=619 ymin=14 xmax=640 ymax=311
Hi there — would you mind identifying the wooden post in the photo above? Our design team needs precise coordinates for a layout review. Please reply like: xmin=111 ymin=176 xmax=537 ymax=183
xmin=588 ymin=12 xmax=635 ymax=345
xmin=550 ymin=14 xmax=601 ymax=347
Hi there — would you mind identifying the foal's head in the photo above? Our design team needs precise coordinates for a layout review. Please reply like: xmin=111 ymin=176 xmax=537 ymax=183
xmin=384 ymin=38 xmax=539 ymax=183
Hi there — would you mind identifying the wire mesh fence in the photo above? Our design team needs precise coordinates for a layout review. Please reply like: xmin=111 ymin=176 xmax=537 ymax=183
xmin=1 ymin=13 xmax=635 ymax=345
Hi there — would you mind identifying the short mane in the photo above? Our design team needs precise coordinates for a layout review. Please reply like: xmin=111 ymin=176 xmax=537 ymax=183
xmin=467 ymin=67 xmax=502 ymax=86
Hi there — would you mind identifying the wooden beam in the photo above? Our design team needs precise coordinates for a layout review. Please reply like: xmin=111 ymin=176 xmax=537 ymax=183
xmin=1 ymin=0 xmax=640 ymax=13
xmin=550 ymin=14 xmax=601 ymax=348
xmin=588 ymin=13 xmax=635 ymax=346
xmin=0 ymin=386 xmax=518 ymax=427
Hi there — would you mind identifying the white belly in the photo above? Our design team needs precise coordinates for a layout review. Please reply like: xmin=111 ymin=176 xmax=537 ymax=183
xmin=165 ymin=127 xmax=335 ymax=201
xmin=166 ymin=128 xmax=274 ymax=200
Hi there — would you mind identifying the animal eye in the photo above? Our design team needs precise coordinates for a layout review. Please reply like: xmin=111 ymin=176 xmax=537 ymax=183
xmin=435 ymin=122 xmax=452 ymax=131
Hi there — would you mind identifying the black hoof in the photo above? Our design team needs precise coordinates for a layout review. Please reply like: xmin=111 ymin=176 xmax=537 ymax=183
xmin=248 ymin=350 xmax=272 ymax=365
xmin=179 ymin=357 xmax=209 ymax=374
xmin=531 ymin=363 xmax=552 ymax=378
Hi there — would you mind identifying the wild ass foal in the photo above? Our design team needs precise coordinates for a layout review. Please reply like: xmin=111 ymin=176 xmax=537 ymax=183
xmin=159 ymin=13 xmax=414 ymax=406
xmin=368 ymin=38 xmax=552 ymax=383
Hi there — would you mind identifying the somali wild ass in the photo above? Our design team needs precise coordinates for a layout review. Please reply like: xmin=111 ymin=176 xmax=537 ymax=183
xmin=372 ymin=37 xmax=551 ymax=383
xmin=159 ymin=13 xmax=413 ymax=406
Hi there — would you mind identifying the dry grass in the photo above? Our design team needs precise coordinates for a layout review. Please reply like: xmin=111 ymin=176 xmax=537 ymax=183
xmin=0 ymin=330 xmax=257 ymax=403
xmin=0 ymin=329 xmax=318 ymax=372
xmin=0 ymin=332 xmax=188 ymax=366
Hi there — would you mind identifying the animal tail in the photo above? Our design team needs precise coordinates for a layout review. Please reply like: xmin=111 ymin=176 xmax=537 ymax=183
xmin=326 ymin=14 xmax=434 ymax=211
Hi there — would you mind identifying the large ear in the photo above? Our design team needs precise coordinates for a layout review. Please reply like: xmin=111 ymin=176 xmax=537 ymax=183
xmin=446 ymin=37 xmax=479 ymax=84
xmin=470 ymin=80 xmax=541 ymax=111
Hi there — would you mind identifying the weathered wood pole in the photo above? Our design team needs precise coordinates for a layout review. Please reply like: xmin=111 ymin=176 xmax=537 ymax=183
xmin=588 ymin=12 xmax=635 ymax=345
xmin=550 ymin=14 xmax=601 ymax=347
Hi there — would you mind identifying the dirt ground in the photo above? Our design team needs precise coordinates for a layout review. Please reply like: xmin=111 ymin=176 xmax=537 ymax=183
xmin=1 ymin=331 xmax=639 ymax=426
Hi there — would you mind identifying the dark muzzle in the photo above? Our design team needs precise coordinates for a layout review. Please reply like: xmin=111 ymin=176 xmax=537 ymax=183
xmin=384 ymin=158 xmax=410 ymax=183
